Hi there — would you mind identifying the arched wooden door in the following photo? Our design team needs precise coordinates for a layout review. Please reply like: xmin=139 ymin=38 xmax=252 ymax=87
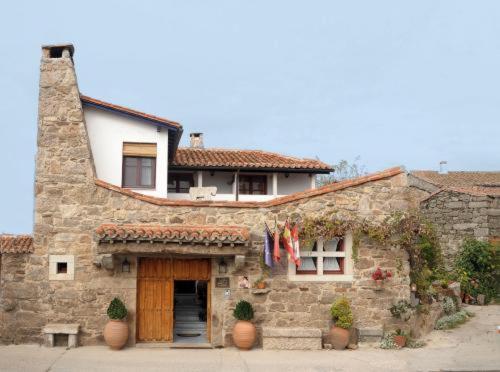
xmin=136 ymin=258 xmax=173 ymax=342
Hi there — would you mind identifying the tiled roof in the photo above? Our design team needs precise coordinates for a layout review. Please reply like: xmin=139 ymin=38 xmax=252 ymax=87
xmin=411 ymin=171 xmax=500 ymax=197
xmin=0 ymin=235 xmax=34 ymax=254
xmin=411 ymin=171 xmax=500 ymax=188
xmin=172 ymin=148 xmax=333 ymax=172
xmin=95 ymin=166 xmax=404 ymax=208
xmin=80 ymin=95 xmax=182 ymax=129
xmin=96 ymin=224 xmax=249 ymax=245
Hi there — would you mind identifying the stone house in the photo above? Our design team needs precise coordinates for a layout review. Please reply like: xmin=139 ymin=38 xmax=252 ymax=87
xmin=409 ymin=171 xmax=500 ymax=265
xmin=1 ymin=44 xmax=427 ymax=348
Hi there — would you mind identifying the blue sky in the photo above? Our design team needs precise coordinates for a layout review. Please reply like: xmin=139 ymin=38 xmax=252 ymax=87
xmin=1 ymin=1 xmax=499 ymax=233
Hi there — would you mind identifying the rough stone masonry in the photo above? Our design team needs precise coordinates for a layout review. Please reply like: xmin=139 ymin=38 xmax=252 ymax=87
xmin=0 ymin=44 xmax=429 ymax=347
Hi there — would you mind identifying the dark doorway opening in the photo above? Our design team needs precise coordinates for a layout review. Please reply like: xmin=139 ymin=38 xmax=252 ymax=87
xmin=173 ymin=280 xmax=208 ymax=343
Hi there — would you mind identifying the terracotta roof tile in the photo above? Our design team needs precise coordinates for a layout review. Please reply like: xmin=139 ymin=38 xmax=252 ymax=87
xmin=412 ymin=170 xmax=500 ymax=197
xmin=172 ymin=148 xmax=333 ymax=172
xmin=96 ymin=224 xmax=249 ymax=245
xmin=411 ymin=171 xmax=500 ymax=188
xmin=80 ymin=95 xmax=182 ymax=129
xmin=95 ymin=166 xmax=405 ymax=208
xmin=0 ymin=235 xmax=33 ymax=254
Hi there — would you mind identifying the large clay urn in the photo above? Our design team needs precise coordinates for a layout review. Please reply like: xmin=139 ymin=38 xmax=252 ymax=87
xmin=104 ymin=320 xmax=129 ymax=350
xmin=329 ymin=325 xmax=350 ymax=350
xmin=233 ymin=320 xmax=256 ymax=350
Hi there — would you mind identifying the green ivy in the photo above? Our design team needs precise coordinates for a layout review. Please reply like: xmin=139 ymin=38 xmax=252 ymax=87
xmin=300 ymin=210 xmax=443 ymax=299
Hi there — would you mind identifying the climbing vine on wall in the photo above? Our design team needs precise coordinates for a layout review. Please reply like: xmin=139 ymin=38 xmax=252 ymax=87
xmin=300 ymin=210 xmax=443 ymax=299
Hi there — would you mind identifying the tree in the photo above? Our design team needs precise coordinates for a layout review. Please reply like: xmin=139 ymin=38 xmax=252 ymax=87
xmin=316 ymin=156 xmax=367 ymax=186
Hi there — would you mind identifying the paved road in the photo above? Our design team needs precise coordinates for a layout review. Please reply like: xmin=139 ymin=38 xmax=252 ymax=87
xmin=1 ymin=305 xmax=499 ymax=372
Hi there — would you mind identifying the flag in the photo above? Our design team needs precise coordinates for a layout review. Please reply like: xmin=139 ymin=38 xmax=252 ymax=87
xmin=282 ymin=221 xmax=299 ymax=266
xmin=291 ymin=224 xmax=301 ymax=266
xmin=263 ymin=228 xmax=273 ymax=268
xmin=273 ymin=227 xmax=281 ymax=262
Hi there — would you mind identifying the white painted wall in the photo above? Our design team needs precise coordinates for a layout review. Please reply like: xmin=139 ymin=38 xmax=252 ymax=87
xmin=84 ymin=106 xmax=169 ymax=197
xmin=277 ymin=173 xmax=314 ymax=194
xmin=167 ymin=171 xmax=316 ymax=201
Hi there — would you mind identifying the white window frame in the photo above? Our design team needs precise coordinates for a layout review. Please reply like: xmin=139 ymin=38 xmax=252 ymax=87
xmin=49 ymin=255 xmax=75 ymax=281
xmin=288 ymin=233 xmax=353 ymax=282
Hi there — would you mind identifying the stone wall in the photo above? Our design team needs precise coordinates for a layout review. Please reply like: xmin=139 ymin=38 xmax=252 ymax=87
xmin=0 ymin=45 xmax=424 ymax=346
xmin=420 ymin=190 xmax=499 ymax=266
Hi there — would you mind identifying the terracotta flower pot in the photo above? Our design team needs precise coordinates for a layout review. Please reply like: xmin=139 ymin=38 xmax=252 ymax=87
xmin=329 ymin=326 xmax=350 ymax=350
xmin=256 ymin=282 xmax=266 ymax=289
xmin=104 ymin=319 xmax=129 ymax=350
xmin=374 ymin=280 xmax=384 ymax=290
xmin=393 ymin=335 xmax=406 ymax=348
xmin=233 ymin=320 xmax=256 ymax=350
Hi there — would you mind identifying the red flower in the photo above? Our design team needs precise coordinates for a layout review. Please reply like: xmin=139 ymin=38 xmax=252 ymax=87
xmin=371 ymin=267 xmax=392 ymax=281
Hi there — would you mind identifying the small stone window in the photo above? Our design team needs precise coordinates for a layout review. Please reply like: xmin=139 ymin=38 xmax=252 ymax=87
xmin=288 ymin=233 xmax=353 ymax=282
xmin=49 ymin=255 xmax=75 ymax=281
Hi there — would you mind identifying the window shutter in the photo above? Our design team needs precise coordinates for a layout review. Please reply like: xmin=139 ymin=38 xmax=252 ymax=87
xmin=123 ymin=143 xmax=157 ymax=157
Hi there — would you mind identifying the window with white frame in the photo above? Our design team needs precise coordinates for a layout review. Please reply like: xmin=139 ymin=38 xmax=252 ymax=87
xmin=288 ymin=233 xmax=353 ymax=281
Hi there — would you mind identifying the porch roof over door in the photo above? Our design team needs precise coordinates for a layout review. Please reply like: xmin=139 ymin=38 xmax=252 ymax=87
xmin=96 ymin=224 xmax=249 ymax=246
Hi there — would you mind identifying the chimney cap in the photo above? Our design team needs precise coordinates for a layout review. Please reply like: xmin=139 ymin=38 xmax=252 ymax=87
xmin=42 ymin=44 xmax=75 ymax=58
xmin=189 ymin=132 xmax=204 ymax=148
xmin=190 ymin=132 xmax=203 ymax=137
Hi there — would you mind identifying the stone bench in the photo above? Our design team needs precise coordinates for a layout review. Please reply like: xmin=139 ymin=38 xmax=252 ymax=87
xmin=42 ymin=324 xmax=79 ymax=348
xmin=262 ymin=327 xmax=322 ymax=350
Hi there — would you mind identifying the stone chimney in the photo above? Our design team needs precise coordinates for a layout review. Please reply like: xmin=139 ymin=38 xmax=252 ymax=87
xmin=190 ymin=132 xmax=204 ymax=149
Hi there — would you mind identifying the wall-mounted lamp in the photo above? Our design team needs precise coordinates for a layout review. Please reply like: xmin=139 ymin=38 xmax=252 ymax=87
xmin=218 ymin=258 xmax=228 ymax=274
xmin=410 ymin=283 xmax=417 ymax=292
xmin=122 ymin=258 xmax=131 ymax=273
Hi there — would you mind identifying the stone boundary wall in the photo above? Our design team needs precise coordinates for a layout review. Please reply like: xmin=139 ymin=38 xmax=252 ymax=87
xmin=421 ymin=190 xmax=499 ymax=266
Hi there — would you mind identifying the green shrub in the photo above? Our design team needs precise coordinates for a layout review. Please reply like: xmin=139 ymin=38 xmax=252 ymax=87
xmin=455 ymin=239 xmax=498 ymax=303
xmin=107 ymin=297 xmax=127 ymax=320
xmin=390 ymin=300 xmax=412 ymax=320
xmin=233 ymin=300 xmax=254 ymax=321
xmin=435 ymin=309 xmax=471 ymax=330
xmin=330 ymin=297 xmax=353 ymax=329
xmin=442 ymin=296 xmax=456 ymax=315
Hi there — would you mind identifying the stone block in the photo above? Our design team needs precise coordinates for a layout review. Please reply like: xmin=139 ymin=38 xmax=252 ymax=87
xmin=262 ymin=327 xmax=322 ymax=350
xmin=358 ymin=328 xmax=383 ymax=342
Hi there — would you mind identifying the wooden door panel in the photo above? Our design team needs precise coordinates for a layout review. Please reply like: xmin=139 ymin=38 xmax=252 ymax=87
xmin=173 ymin=259 xmax=210 ymax=280
xmin=137 ymin=258 xmax=173 ymax=342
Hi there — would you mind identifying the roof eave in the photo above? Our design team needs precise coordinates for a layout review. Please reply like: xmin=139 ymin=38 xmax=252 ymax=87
xmin=168 ymin=165 xmax=333 ymax=174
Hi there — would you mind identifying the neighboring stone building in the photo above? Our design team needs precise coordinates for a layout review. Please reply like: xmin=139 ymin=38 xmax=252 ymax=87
xmin=1 ymin=44 xmax=427 ymax=348
xmin=410 ymin=171 xmax=500 ymax=265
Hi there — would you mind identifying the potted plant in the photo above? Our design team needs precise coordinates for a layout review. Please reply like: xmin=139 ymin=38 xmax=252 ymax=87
xmin=371 ymin=267 xmax=392 ymax=290
xmin=232 ymin=300 xmax=256 ymax=350
xmin=393 ymin=329 xmax=407 ymax=348
xmin=254 ymin=276 xmax=266 ymax=289
xmin=103 ymin=297 xmax=129 ymax=350
xmin=329 ymin=297 xmax=353 ymax=350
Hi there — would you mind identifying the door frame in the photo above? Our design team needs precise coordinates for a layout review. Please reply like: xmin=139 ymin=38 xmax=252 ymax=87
xmin=136 ymin=256 xmax=212 ymax=344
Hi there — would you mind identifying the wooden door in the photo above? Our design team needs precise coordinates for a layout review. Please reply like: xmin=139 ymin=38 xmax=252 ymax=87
xmin=173 ymin=259 xmax=211 ymax=280
xmin=136 ymin=258 xmax=173 ymax=342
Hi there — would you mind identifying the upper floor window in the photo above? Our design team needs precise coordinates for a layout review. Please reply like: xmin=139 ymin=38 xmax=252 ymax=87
xmin=168 ymin=173 xmax=194 ymax=193
xmin=122 ymin=156 xmax=156 ymax=188
xmin=122 ymin=142 xmax=157 ymax=189
xmin=239 ymin=175 xmax=267 ymax=195
xmin=289 ymin=234 xmax=353 ymax=282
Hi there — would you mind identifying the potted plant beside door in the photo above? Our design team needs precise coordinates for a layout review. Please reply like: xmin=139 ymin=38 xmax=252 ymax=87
xmin=329 ymin=296 xmax=354 ymax=350
xmin=232 ymin=300 xmax=256 ymax=350
xmin=103 ymin=297 xmax=129 ymax=350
